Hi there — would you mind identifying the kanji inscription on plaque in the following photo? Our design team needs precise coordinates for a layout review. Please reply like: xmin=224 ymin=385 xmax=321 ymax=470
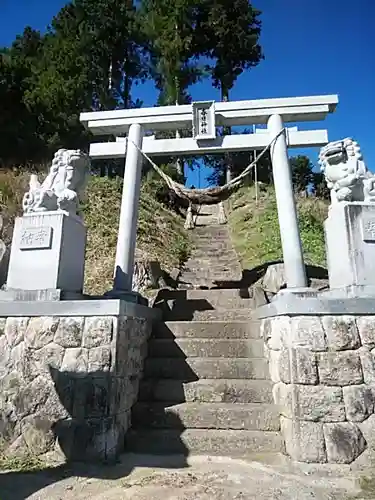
xmin=19 ymin=226 xmax=52 ymax=250
xmin=362 ymin=216 xmax=375 ymax=242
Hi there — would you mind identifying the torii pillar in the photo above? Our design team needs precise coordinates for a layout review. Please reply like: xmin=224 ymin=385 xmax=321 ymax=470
xmin=268 ymin=114 xmax=308 ymax=288
xmin=113 ymin=123 xmax=144 ymax=292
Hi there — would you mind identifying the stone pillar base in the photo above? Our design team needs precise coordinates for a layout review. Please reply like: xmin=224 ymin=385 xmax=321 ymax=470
xmin=0 ymin=301 xmax=155 ymax=462
xmin=325 ymin=202 xmax=375 ymax=290
xmin=262 ymin=312 xmax=375 ymax=464
xmin=7 ymin=211 xmax=86 ymax=293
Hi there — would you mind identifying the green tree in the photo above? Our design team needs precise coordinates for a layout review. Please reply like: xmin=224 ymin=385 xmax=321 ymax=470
xmin=139 ymin=0 xmax=204 ymax=176
xmin=195 ymin=0 xmax=263 ymax=182
xmin=140 ymin=0 xmax=202 ymax=106
xmin=290 ymin=155 xmax=314 ymax=195
xmin=1 ymin=0 xmax=147 ymax=167
xmin=0 ymin=27 xmax=46 ymax=165
xmin=312 ymin=171 xmax=330 ymax=200
xmin=195 ymin=0 xmax=262 ymax=102
xmin=205 ymin=129 xmax=272 ymax=186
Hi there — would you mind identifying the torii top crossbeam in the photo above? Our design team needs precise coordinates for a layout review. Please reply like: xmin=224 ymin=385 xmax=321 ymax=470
xmin=80 ymin=94 xmax=338 ymax=159
xmin=81 ymin=94 xmax=338 ymax=134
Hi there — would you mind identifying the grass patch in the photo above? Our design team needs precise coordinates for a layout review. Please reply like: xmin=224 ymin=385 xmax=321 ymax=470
xmin=228 ymin=185 xmax=328 ymax=270
xmin=0 ymin=453 xmax=45 ymax=472
xmin=83 ymin=177 xmax=191 ymax=294
xmin=0 ymin=170 xmax=191 ymax=295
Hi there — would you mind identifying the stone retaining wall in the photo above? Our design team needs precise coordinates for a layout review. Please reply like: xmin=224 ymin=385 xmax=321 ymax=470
xmin=0 ymin=314 xmax=152 ymax=461
xmin=262 ymin=314 xmax=375 ymax=464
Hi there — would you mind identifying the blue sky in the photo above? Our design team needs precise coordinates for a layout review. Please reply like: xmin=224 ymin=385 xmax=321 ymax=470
xmin=1 ymin=0 xmax=374 ymax=187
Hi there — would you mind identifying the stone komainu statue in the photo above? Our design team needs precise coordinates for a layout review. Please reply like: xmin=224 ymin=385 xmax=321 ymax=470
xmin=22 ymin=149 xmax=90 ymax=216
xmin=319 ymin=138 xmax=375 ymax=204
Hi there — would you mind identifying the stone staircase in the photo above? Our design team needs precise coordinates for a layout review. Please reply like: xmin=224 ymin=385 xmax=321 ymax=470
xmin=126 ymin=206 xmax=282 ymax=457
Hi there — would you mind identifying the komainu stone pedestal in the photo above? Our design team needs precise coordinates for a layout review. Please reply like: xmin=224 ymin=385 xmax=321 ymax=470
xmin=325 ymin=202 xmax=375 ymax=296
xmin=7 ymin=211 xmax=86 ymax=293
xmin=259 ymin=305 xmax=375 ymax=464
xmin=0 ymin=300 xmax=157 ymax=462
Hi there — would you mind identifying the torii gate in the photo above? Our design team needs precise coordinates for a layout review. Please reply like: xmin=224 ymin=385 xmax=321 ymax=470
xmin=80 ymin=94 xmax=338 ymax=294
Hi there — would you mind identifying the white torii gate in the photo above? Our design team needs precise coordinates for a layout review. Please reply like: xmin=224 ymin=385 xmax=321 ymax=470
xmin=80 ymin=94 xmax=338 ymax=293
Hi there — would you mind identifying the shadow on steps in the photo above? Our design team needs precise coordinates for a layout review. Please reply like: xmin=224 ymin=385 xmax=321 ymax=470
xmin=213 ymin=261 xmax=328 ymax=291
xmin=130 ymin=323 xmax=198 ymax=455
xmin=152 ymin=289 xmax=215 ymax=321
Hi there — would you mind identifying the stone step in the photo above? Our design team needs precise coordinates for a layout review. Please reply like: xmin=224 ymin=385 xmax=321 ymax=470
xmin=180 ymin=268 xmax=240 ymax=276
xmin=192 ymin=248 xmax=238 ymax=256
xmin=154 ymin=321 xmax=261 ymax=339
xmin=147 ymin=339 xmax=265 ymax=358
xmin=143 ymin=357 xmax=269 ymax=380
xmin=125 ymin=429 xmax=283 ymax=456
xmin=184 ymin=261 xmax=240 ymax=276
xmin=138 ymin=379 xmax=274 ymax=404
xmin=157 ymin=289 xmax=255 ymax=312
xmin=166 ymin=308 xmax=254 ymax=321
xmin=132 ymin=402 xmax=280 ymax=431
xmin=178 ymin=276 xmax=241 ymax=286
xmin=180 ymin=289 xmax=254 ymax=307
xmin=181 ymin=268 xmax=241 ymax=277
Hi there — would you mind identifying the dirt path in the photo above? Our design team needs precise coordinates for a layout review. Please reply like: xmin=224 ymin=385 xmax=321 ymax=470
xmin=0 ymin=454 xmax=369 ymax=500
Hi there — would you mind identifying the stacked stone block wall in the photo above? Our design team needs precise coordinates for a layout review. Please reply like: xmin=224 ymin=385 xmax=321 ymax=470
xmin=0 ymin=314 xmax=152 ymax=461
xmin=262 ymin=314 xmax=375 ymax=464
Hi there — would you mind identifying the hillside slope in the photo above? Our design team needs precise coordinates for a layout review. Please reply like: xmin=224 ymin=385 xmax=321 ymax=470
xmin=0 ymin=171 xmax=191 ymax=295
xmin=228 ymin=186 xmax=328 ymax=272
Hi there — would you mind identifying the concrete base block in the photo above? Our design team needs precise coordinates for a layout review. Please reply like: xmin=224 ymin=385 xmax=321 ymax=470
xmin=325 ymin=203 xmax=375 ymax=290
xmin=7 ymin=211 xmax=86 ymax=293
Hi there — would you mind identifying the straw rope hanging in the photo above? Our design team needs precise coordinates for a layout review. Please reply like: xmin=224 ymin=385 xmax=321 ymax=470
xmin=129 ymin=128 xmax=284 ymax=205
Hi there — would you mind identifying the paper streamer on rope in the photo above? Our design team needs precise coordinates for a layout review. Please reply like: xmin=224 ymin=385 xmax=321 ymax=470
xmin=217 ymin=202 xmax=227 ymax=225
xmin=184 ymin=204 xmax=195 ymax=230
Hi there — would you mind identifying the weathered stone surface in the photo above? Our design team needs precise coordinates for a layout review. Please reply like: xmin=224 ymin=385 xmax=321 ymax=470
xmin=323 ymin=422 xmax=366 ymax=463
xmin=262 ymin=316 xmax=290 ymax=351
xmin=0 ymin=335 xmax=11 ymax=376
xmin=272 ymin=382 xmax=291 ymax=417
xmin=5 ymin=317 xmax=29 ymax=347
xmin=25 ymin=317 xmax=59 ymax=349
xmin=54 ymin=317 xmax=84 ymax=348
xmin=297 ymin=386 xmax=345 ymax=422
xmin=88 ymin=346 xmax=111 ymax=372
xmin=357 ymin=316 xmax=375 ymax=348
xmin=21 ymin=415 xmax=55 ymax=455
xmin=61 ymin=348 xmax=88 ymax=373
xmin=268 ymin=349 xmax=281 ymax=383
xmin=0 ymin=318 xmax=7 ymax=336
xmin=322 ymin=316 xmax=360 ymax=351
xmin=72 ymin=376 xmax=110 ymax=419
xmin=83 ymin=317 xmax=113 ymax=348
xmin=0 ymin=370 xmax=23 ymax=397
xmin=261 ymin=263 xmax=286 ymax=293
xmin=343 ymin=385 xmax=374 ymax=422
xmin=13 ymin=376 xmax=51 ymax=419
xmin=359 ymin=347 xmax=375 ymax=385
xmin=278 ymin=347 xmax=318 ymax=385
xmin=9 ymin=341 xmax=25 ymax=373
xmin=43 ymin=389 xmax=71 ymax=420
xmin=281 ymin=417 xmax=327 ymax=463
xmin=25 ymin=342 xmax=65 ymax=380
xmin=274 ymin=383 xmax=345 ymax=422
xmin=289 ymin=317 xmax=326 ymax=351
xmin=318 ymin=351 xmax=363 ymax=386
xmin=0 ymin=313 xmax=152 ymax=462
